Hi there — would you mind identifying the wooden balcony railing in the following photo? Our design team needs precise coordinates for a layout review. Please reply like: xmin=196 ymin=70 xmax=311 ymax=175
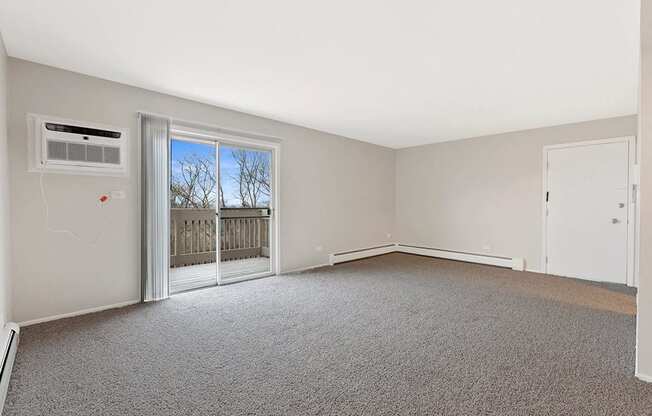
xmin=170 ymin=208 xmax=270 ymax=268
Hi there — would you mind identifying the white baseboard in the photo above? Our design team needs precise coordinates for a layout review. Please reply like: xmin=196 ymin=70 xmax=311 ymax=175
xmin=18 ymin=300 xmax=141 ymax=327
xmin=282 ymin=263 xmax=330 ymax=274
xmin=525 ymin=267 xmax=638 ymax=287
xmin=636 ymin=372 xmax=652 ymax=383
xmin=329 ymin=244 xmax=397 ymax=265
xmin=396 ymin=244 xmax=524 ymax=270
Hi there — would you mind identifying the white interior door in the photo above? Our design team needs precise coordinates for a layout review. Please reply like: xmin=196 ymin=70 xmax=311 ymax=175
xmin=545 ymin=140 xmax=630 ymax=284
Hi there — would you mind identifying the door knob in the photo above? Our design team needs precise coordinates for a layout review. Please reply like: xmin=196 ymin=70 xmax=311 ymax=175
xmin=612 ymin=218 xmax=620 ymax=224
xmin=618 ymin=203 xmax=625 ymax=208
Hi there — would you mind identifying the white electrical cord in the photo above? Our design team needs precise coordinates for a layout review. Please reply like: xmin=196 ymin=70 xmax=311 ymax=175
xmin=39 ymin=170 xmax=107 ymax=245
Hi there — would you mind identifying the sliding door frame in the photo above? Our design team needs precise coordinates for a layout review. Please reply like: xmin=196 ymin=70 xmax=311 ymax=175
xmin=170 ymin=125 xmax=281 ymax=282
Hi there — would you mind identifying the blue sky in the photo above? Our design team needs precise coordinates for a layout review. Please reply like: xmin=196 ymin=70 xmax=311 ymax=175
xmin=170 ymin=138 xmax=269 ymax=208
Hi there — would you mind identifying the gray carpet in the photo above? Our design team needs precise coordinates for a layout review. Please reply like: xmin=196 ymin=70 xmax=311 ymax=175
xmin=4 ymin=253 xmax=652 ymax=415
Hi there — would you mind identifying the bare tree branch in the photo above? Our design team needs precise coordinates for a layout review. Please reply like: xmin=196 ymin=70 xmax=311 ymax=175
xmin=231 ymin=149 xmax=270 ymax=208
xmin=170 ymin=153 xmax=220 ymax=208
xmin=171 ymin=149 xmax=269 ymax=209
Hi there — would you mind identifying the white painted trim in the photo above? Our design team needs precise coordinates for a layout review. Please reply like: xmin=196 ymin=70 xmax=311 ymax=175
xmin=282 ymin=263 xmax=330 ymax=274
xmin=511 ymin=257 xmax=525 ymax=271
xmin=329 ymin=244 xmax=397 ymax=265
xmin=272 ymin=143 xmax=281 ymax=277
xmin=541 ymin=148 xmax=549 ymax=274
xmin=214 ymin=141 xmax=222 ymax=286
xmin=171 ymin=125 xmax=281 ymax=148
xmin=140 ymin=110 xmax=283 ymax=144
xmin=218 ymin=271 xmax=275 ymax=285
xmin=543 ymin=136 xmax=637 ymax=151
xmin=637 ymin=287 xmax=641 ymax=377
xmin=541 ymin=136 xmax=638 ymax=287
xmin=635 ymin=60 xmax=642 ymax=375
xmin=627 ymin=140 xmax=638 ymax=287
xmin=396 ymin=244 xmax=517 ymax=269
xmin=18 ymin=300 xmax=140 ymax=327
xmin=635 ymin=372 xmax=652 ymax=384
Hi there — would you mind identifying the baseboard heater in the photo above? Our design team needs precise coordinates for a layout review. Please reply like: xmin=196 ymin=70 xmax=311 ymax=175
xmin=0 ymin=323 xmax=19 ymax=414
xmin=330 ymin=243 xmax=525 ymax=271
xmin=396 ymin=244 xmax=524 ymax=270
xmin=329 ymin=244 xmax=397 ymax=265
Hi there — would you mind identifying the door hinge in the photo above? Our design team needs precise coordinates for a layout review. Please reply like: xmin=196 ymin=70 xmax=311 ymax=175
xmin=545 ymin=256 xmax=548 ymax=264
xmin=633 ymin=184 xmax=638 ymax=204
xmin=546 ymin=191 xmax=549 ymax=202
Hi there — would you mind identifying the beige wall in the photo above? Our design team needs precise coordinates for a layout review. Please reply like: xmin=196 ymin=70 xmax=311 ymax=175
xmin=0 ymin=33 xmax=11 ymax=326
xmin=396 ymin=116 xmax=637 ymax=272
xmin=5 ymin=54 xmax=643 ymax=331
xmin=7 ymin=58 xmax=395 ymax=323
xmin=637 ymin=0 xmax=652 ymax=379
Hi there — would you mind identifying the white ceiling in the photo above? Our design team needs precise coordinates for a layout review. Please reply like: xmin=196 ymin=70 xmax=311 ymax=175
xmin=0 ymin=1 xmax=641 ymax=148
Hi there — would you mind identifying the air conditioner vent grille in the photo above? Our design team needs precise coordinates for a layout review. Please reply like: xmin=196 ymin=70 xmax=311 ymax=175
xmin=46 ymin=140 xmax=121 ymax=166
xmin=68 ymin=143 xmax=85 ymax=162
xmin=86 ymin=145 xmax=103 ymax=163
xmin=46 ymin=140 xmax=67 ymax=160
xmin=103 ymin=147 xmax=121 ymax=165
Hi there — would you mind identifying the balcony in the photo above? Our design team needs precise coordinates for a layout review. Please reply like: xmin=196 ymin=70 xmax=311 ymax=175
xmin=170 ymin=207 xmax=271 ymax=293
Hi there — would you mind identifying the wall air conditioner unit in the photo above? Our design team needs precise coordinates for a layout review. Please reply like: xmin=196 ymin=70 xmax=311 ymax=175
xmin=27 ymin=114 xmax=129 ymax=176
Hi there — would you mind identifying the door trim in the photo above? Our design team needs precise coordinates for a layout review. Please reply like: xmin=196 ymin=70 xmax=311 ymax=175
xmin=215 ymin=141 xmax=221 ymax=284
xmin=541 ymin=136 xmax=637 ymax=286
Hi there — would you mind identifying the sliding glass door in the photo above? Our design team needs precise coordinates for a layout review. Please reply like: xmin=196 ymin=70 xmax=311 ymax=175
xmin=218 ymin=144 xmax=273 ymax=284
xmin=169 ymin=138 xmax=219 ymax=293
xmin=169 ymin=136 xmax=275 ymax=293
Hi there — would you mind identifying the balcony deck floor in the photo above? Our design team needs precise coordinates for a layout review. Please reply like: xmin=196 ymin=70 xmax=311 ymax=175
xmin=170 ymin=257 xmax=270 ymax=293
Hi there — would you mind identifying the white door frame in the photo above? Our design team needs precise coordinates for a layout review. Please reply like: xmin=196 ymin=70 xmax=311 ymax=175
xmin=170 ymin=126 xmax=281 ymax=282
xmin=215 ymin=141 xmax=221 ymax=283
xmin=541 ymin=136 xmax=638 ymax=287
